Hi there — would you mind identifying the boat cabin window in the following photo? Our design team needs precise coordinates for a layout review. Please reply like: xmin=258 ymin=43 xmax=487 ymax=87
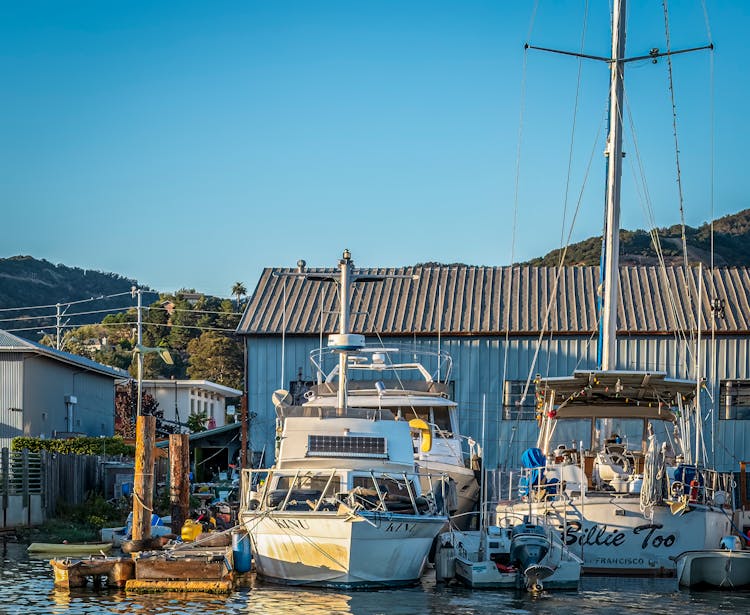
xmin=276 ymin=473 xmax=341 ymax=498
xmin=594 ymin=419 xmax=646 ymax=453
xmin=352 ymin=475 xmax=415 ymax=498
xmin=549 ymin=419 xmax=590 ymax=453
xmin=402 ymin=407 xmax=452 ymax=435
xmin=720 ymin=380 xmax=750 ymax=420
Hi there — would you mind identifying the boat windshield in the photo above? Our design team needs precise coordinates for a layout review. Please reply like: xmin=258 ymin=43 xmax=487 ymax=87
xmin=594 ymin=418 xmax=645 ymax=452
xmin=549 ymin=417 xmax=677 ymax=456
xmin=401 ymin=406 xmax=452 ymax=434
xmin=276 ymin=473 xmax=341 ymax=498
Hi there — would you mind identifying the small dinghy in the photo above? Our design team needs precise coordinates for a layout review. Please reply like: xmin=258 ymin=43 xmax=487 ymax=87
xmin=436 ymin=514 xmax=582 ymax=591
xmin=28 ymin=542 xmax=113 ymax=555
xmin=674 ymin=536 xmax=750 ymax=588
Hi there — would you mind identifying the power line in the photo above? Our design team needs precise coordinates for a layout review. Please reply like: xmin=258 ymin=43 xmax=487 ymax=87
xmin=148 ymin=306 xmax=242 ymax=317
xmin=7 ymin=320 xmax=239 ymax=335
xmin=0 ymin=290 xmax=155 ymax=313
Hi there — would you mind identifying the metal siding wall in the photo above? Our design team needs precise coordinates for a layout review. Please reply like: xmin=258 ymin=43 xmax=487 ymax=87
xmin=24 ymin=357 xmax=115 ymax=438
xmin=0 ymin=354 xmax=25 ymax=449
xmin=245 ymin=334 xmax=750 ymax=472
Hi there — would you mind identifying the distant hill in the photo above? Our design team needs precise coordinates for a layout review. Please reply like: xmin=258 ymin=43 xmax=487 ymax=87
xmin=525 ymin=209 xmax=750 ymax=267
xmin=0 ymin=256 xmax=149 ymax=339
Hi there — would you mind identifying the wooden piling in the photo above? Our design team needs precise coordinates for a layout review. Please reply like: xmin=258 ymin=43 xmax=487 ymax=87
xmin=132 ymin=415 xmax=156 ymax=542
xmin=169 ymin=433 xmax=190 ymax=536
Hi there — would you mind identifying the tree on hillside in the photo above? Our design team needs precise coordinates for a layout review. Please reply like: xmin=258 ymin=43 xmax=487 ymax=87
xmin=186 ymin=331 xmax=243 ymax=389
xmin=232 ymin=282 xmax=247 ymax=311
xmin=216 ymin=298 xmax=241 ymax=330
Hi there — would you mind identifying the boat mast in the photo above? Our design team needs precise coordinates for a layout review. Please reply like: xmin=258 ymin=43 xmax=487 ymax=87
xmin=276 ymin=250 xmax=418 ymax=414
xmin=599 ymin=0 xmax=627 ymax=371
xmin=337 ymin=250 xmax=353 ymax=412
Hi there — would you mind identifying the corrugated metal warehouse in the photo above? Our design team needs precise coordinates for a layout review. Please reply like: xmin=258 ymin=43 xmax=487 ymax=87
xmin=0 ymin=330 xmax=128 ymax=449
xmin=237 ymin=264 xmax=750 ymax=472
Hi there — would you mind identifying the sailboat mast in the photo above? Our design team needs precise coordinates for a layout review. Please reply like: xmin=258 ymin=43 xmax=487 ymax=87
xmin=600 ymin=0 xmax=627 ymax=370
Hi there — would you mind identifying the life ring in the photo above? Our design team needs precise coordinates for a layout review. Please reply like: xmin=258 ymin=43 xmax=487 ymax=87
xmin=409 ymin=418 xmax=432 ymax=452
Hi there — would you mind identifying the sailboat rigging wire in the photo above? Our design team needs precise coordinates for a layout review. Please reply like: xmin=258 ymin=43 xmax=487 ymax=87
xmin=621 ymin=88 xmax=695 ymax=374
xmin=559 ymin=0 xmax=590 ymax=252
xmin=519 ymin=110 xmax=606 ymax=404
xmin=661 ymin=0 xmax=691 ymax=277
xmin=540 ymin=0 xmax=591 ymax=386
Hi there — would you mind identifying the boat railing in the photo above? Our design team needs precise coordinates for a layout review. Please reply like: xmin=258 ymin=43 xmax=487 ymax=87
xmin=500 ymin=464 xmax=736 ymax=510
xmin=670 ymin=466 xmax=735 ymax=508
xmin=240 ymin=467 xmax=450 ymax=516
xmin=309 ymin=344 xmax=453 ymax=385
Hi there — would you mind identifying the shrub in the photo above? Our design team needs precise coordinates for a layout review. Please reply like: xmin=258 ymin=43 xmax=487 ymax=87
xmin=11 ymin=435 xmax=134 ymax=456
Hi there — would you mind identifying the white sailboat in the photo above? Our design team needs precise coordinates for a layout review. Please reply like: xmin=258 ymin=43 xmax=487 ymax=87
xmin=302 ymin=344 xmax=480 ymax=529
xmin=495 ymin=0 xmax=734 ymax=576
xmin=239 ymin=250 xmax=448 ymax=587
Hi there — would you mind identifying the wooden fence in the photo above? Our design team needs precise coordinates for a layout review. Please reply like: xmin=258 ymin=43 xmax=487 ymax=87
xmin=0 ymin=448 xmax=154 ymax=529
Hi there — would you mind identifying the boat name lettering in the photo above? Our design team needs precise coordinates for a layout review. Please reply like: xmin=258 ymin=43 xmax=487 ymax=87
xmin=593 ymin=557 xmax=645 ymax=566
xmin=562 ymin=522 xmax=675 ymax=549
xmin=632 ymin=523 xmax=676 ymax=549
xmin=384 ymin=522 xmax=413 ymax=532
xmin=562 ymin=522 xmax=626 ymax=547
xmin=272 ymin=518 xmax=310 ymax=530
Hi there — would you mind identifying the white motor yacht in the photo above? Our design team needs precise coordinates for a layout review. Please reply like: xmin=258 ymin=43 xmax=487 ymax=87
xmin=239 ymin=251 xmax=448 ymax=587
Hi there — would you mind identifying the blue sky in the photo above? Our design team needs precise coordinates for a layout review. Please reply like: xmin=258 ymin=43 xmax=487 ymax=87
xmin=1 ymin=1 xmax=746 ymax=297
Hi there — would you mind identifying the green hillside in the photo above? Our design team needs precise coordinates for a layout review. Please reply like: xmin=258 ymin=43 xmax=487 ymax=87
xmin=0 ymin=256 xmax=148 ymax=338
xmin=525 ymin=208 xmax=750 ymax=267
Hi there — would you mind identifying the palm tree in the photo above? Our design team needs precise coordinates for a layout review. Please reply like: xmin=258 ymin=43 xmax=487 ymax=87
xmin=231 ymin=282 xmax=247 ymax=312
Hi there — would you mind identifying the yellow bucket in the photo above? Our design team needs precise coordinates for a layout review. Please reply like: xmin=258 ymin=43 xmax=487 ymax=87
xmin=181 ymin=519 xmax=202 ymax=542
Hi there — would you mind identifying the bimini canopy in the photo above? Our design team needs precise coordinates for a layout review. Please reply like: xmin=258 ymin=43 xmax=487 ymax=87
xmin=537 ymin=370 xmax=697 ymax=421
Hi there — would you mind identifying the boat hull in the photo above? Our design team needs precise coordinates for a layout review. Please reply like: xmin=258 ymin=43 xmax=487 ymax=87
xmin=675 ymin=550 xmax=750 ymax=588
xmin=417 ymin=460 xmax=479 ymax=530
xmin=242 ymin=510 xmax=446 ymax=587
xmin=496 ymin=496 xmax=731 ymax=576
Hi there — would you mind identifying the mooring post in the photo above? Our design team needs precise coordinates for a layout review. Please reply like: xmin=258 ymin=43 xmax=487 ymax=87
xmin=132 ymin=415 xmax=156 ymax=541
xmin=169 ymin=433 xmax=190 ymax=537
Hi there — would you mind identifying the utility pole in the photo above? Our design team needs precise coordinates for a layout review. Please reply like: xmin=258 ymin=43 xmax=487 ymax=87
xmin=56 ymin=303 xmax=62 ymax=350
xmin=133 ymin=287 xmax=143 ymax=416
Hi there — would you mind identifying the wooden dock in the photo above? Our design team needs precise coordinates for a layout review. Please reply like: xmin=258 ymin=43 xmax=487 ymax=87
xmin=51 ymin=545 xmax=242 ymax=593
xmin=50 ymin=556 xmax=135 ymax=589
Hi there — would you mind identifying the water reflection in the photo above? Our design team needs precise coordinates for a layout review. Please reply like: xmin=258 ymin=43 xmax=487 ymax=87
xmin=2 ymin=541 xmax=750 ymax=615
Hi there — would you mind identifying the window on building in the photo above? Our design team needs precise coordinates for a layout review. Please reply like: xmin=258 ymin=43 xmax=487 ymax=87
xmin=502 ymin=380 xmax=537 ymax=420
xmin=719 ymin=380 xmax=750 ymax=420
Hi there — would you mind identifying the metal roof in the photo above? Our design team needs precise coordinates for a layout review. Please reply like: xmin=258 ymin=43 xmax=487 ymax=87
xmin=0 ymin=329 xmax=129 ymax=379
xmin=237 ymin=265 xmax=750 ymax=336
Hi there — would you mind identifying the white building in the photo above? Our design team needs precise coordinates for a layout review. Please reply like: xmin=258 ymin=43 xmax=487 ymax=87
xmin=140 ymin=379 xmax=242 ymax=432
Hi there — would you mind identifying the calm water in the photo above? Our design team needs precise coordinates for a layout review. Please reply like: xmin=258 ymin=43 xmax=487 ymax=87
xmin=2 ymin=541 xmax=749 ymax=615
